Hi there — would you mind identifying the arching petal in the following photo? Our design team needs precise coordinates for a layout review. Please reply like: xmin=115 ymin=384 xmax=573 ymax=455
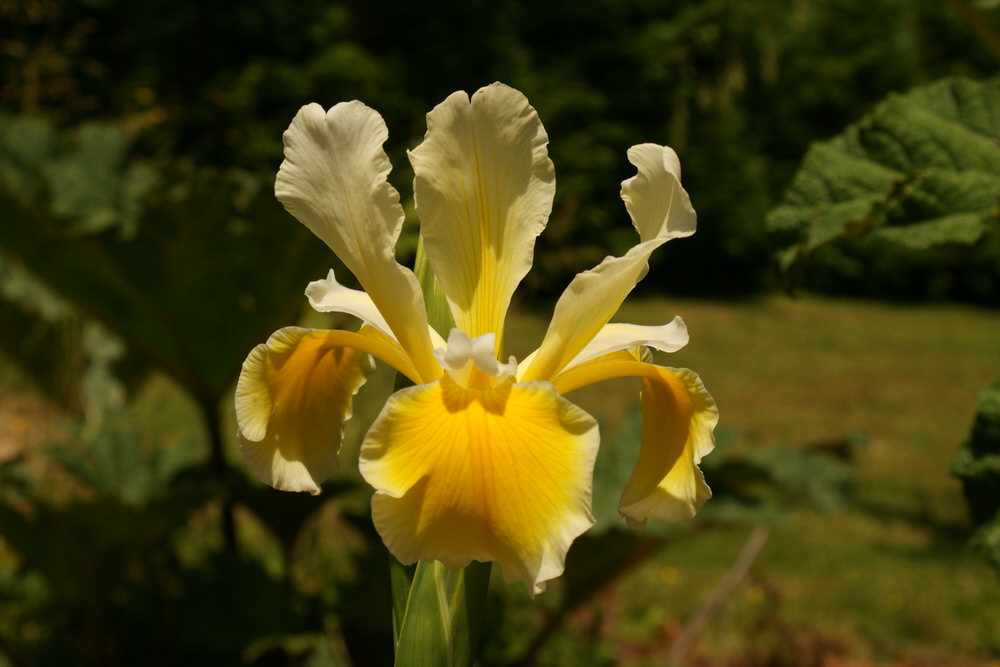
xmin=359 ymin=376 xmax=599 ymax=595
xmin=551 ymin=354 xmax=717 ymax=528
xmin=521 ymin=144 xmax=696 ymax=383
xmin=517 ymin=317 xmax=689 ymax=379
xmin=622 ymin=143 xmax=696 ymax=243
xmin=306 ymin=269 xmax=447 ymax=350
xmin=235 ymin=326 xmax=429 ymax=495
xmin=275 ymin=102 xmax=439 ymax=382
xmin=409 ymin=82 xmax=555 ymax=349
xmin=619 ymin=366 xmax=717 ymax=528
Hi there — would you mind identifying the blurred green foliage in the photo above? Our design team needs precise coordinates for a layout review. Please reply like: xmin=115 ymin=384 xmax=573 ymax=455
xmin=0 ymin=115 xmax=330 ymax=407
xmin=953 ymin=382 xmax=1000 ymax=574
xmin=4 ymin=0 xmax=997 ymax=297
xmin=0 ymin=427 xmax=358 ymax=665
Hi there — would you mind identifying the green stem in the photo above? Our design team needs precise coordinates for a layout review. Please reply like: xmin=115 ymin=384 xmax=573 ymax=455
xmin=414 ymin=238 xmax=455 ymax=336
xmin=392 ymin=560 xmax=492 ymax=667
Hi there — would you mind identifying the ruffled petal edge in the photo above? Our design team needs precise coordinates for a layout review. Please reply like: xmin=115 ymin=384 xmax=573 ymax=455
xmin=235 ymin=327 xmax=374 ymax=494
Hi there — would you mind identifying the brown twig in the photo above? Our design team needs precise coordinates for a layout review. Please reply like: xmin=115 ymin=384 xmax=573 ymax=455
xmin=940 ymin=0 xmax=1000 ymax=62
xmin=668 ymin=524 xmax=772 ymax=666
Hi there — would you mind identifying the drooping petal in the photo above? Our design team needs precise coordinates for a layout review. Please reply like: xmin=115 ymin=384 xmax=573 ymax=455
xmin=306 ymin=269 xmax=447 ymax=350
xmin=236 ymin=327 xmax=374 ymax=494
xmin=359 ymin=376 xmax=599 ymax=595
xmin=409 ymin=82 xmax=555 ymax=349
xmin=619 ymin=366 xmax=717 ymax=528
xmin=549 ymin=354 xmax=717 ymax=528
xmin=275 ymin=102 xmax=439 ymax=382
xmin=521 ymin=144 xmax=696 ymax=383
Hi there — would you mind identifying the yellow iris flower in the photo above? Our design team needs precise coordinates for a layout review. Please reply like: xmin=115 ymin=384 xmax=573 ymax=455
xmin=235 ymin=83 xmax=717 ymax=594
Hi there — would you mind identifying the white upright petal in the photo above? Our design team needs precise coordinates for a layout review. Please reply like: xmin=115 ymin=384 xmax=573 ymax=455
xmin=275 ymin=102 xmax=439 ymax=382
xmin=521 ymin=145 xmax=696 ymax=383
xmin=409 ymin=82 xmax=555 ymax=347
xmin=276 ymin=102 xmax=403 ymax=262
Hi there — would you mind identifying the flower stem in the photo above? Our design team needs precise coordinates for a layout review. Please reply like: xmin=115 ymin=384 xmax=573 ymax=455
xmin=391 ymin=559 xmax=492 ymax=667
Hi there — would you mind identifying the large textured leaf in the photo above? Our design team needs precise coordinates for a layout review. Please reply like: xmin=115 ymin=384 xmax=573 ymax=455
xmin=0 ymin=116 xmax=330 ymax=403
xmin=768 ymin=77 xmax=1000 ymax=268
xmin=953 ymin=381 xmax=1000 ymax=573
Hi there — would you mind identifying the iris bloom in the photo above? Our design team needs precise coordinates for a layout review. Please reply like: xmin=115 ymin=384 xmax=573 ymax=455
xmin=236 ymin=83 xmax=717 ymax=594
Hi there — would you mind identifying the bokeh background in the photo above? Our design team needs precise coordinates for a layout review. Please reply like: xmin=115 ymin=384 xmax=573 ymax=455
xmin=1 ymin=0 xmax=998 ymax=665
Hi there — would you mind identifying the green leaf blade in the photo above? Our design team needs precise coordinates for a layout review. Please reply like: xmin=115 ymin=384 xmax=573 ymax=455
xmin=393 ymin=560 xmax=491 ymax=667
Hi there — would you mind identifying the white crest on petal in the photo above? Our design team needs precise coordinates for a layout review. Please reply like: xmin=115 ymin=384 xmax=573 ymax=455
xmin=434 ymin=329 xmax=517 ymax=388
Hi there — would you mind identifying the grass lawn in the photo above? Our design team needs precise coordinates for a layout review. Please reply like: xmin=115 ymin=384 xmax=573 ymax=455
xmin=504 ymin=294 xmax=1000 ymax=666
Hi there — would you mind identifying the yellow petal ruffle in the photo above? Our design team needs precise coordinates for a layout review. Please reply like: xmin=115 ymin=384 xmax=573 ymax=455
xmin=359 ymin=375 xmax=599 ymax=594
xmin=235 ymin=327 xmax=375 ymax=494
xmin=552 ymin=353 xmax=717 ymax=529
xmin=618 ymin=366 xmax=717 ymax=528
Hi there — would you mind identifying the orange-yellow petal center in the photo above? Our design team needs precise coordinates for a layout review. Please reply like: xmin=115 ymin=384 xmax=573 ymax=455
xmin=359 ymin=374 xmax=599 ymax=594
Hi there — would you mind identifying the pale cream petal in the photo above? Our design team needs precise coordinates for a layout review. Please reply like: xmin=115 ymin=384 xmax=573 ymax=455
xmin=519 ymin=241 xmax=658 ymax=382
xmin=306 ymin=269 xmax=393 ymax=335
xmin=409 ymin=82 xmax=555 ymax=348
xmin=521 ymin=144 xmax=695 ymax=383
xmin=235 ymin=327 xmax=374 ymax=494
xmin=622 ymin=144 xmax=696 ymax=242
xmin=275 ymin=102 xmax=439 ymax=382
xmin=306 ymin=269 xmax=447 ymax=350
xmin=359 ymin=376 xmax=599 ymax=595
xmin=562 ymin=317 xmax=688 ymax=371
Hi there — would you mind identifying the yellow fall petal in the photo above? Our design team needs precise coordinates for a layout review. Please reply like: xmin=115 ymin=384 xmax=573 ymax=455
xmin=235 ymin=327 xmax=390 ymax=494
xmin=620 ymin=366 xmax=717 ymax=527
xmin=409 ymin=82 xmax=555 ymax=350
xmin=359 ymin=375 xmax=599 ymax=595
xmin=552 ymin=354 xmax=717 ymax=528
